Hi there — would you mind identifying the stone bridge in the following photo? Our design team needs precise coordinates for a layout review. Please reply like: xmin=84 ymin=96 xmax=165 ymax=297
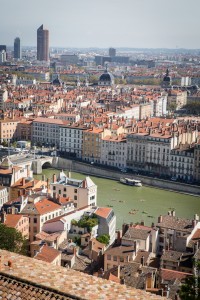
xmin=10 ymin=155 xmax=58 ymax=174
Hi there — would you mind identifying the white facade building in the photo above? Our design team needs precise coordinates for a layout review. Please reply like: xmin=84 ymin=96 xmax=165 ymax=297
xmin=32 ymin=117 xmax=64 ymax=147
xmin=100 ymin=135 xmax=127 ymax=169
xmin=94 ymin=207 xmax=116 ymax=246
xmin=50 ymin=171 xmax=97 ymax=209
xmin=60 ymin=124 xmax=87 ymax=158
xmin=0 ymin=186 xmax=9 ymax=210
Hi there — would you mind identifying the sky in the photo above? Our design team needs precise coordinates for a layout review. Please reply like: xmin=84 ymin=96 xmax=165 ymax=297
xmin=1 ymin=0 xmax=200 ymax=49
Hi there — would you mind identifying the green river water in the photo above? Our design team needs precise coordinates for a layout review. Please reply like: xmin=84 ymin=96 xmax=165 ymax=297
xmin=35 ymin=168 xmax=200 ymax=230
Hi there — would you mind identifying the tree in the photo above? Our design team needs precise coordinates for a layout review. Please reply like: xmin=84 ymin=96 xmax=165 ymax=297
xmin=179 ymin=276 xmax=200 ymax=300
xmin=0 ymin=223 xmax=28 ymax=255
xmin=179 ymin=260 xmax=200 ymax=300
xmin=97 ymin=234 xmax=110 ymax=245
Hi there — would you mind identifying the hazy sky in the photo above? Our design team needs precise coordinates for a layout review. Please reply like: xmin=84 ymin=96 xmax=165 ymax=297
xmin=1 ymin=0 xmax=200 ymax=49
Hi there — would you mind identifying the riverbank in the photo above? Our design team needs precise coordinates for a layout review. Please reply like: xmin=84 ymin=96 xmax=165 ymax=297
xmin=55 ymin=157 xmax=200 ymax=196
xmin=35 ymin=168 xmax=200 ymax=229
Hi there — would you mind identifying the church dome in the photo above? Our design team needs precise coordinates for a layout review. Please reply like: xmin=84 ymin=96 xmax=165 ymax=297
xmin=98 ymin=69 xmax=114 ymax=86
xmin=99 ymin=71 xmax=114 ymax=82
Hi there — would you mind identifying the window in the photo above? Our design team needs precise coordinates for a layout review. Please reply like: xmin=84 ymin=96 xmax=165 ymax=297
xmin=74 ymin=195 xmax=77 ymax=200
xmin=53 ymin=186 xmax=56 ymax=191
xmin=74 ymin=189 xmax=77 ymax=193
xmin=120 ymin=257 xmax=124 ymax=262
xmin=107 ymin=255 xmax=111 ymax=261
xmin=33 ymin=218 xmax=37 ymax=224
xmin=113 ymin=256 xmax=117 ymax=261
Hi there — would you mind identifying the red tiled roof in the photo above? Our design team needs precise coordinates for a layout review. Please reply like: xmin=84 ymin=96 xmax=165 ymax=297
xmin=95 ymin=207 xmax=112 ymax=219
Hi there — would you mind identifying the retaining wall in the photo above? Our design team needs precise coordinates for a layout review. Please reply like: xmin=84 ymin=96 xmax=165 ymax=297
xmin=56 ymin=157 xmax=200 ymax=196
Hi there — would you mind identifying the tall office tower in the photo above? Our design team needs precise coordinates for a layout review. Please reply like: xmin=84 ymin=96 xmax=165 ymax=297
xmin=14 ymin=37 xmax=21 ymax=59
xmin=37 ymin=24 xmax=49 ymax=61
xmin=0 ymin=45 xmax=6 ymax=52
xmin=109 ymin=47 xmax=116 ymax=57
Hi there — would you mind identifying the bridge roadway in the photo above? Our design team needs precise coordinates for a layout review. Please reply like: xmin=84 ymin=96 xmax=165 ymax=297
xmin=9 ymin=154 xmax=55 ymax=174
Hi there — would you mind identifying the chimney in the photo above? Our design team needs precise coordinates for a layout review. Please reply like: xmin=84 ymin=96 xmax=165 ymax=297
xmin=141 ymin=221 xmax=144 ymax=226
xmin=122 ymin=223 xmax=129 ymax=236
xmin=117 ymin=230 xmax=122 ymax=245
xmin=47 ymin=178 xmax=49 ymax=189
xmin=98 ymin=268 xmax=104 ymax=278
xmin=82 ymin=180 xmax=87 ymax=188
xmin=73 ymin=247 xmax=77 ymax=257
xmin=141 ymin=256 xmax=145 ymax=266
xmin=1 ymin=210 xmax=6 ymax=223
xmin=172 ymin=210 xmax=175 ymax=217
xmin=22 ymin=178 xmax=26 ymax=186
xmin=53 ymin=174 xmax=57 ymax=183
xmin=158 ymin=215 xmax=163 ymax=223
xmin=26 ymin=165 xmax=30 ymax=177
xmin=168 ymin=211 xmax=171 ymax=216
xmin=11 ymin=206 xmax=16 ymax=215
xmin=192 ymin=219 xmax=197 ymax=228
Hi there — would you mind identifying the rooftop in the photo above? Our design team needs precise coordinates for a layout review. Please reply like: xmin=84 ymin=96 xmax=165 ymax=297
xmin=0 ymin=250 xmax=168 ymax=300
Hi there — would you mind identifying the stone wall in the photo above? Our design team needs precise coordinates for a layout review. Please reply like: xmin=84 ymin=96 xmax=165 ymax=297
xmin=56 ymin=158 xmax=200 ymax=196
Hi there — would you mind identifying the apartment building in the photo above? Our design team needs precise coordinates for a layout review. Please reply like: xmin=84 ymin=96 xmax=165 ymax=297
xmin=60 ymin=123 xmax=87 ymax=158
xmin=32 ymin=117 xmax=64 ymax=147
xmin=104 ymin=245 xmax=135 ymax=271
xmin=50 ymin=172 xmax=97 ymax=209
xmin=94 ymin=207 xmax=116 ymax=245
xmin=127 ymin=123 xmax=197 ymax=176
xmin=100 ymin=135 xmax=127 ymax=168
xmin=170 ymin=145 xmax=194 ymax=181
xmin=0 ymin=157 xmax=32 ymax=187
xmin=152 ymin=94 xmax=167 ymax=117
xmin=139 ymin=103 xmax=152 ymax=120
xmin=156 ymin=211 xmax=200 ymax=254
xmin=55 ymin=113 xmax=80 ymax=123
xmin=127 ymin=131 xmax=172 ymax=175
xmin=82 ymin=127 xmax=110 ymax=163
xmin=0 ymin=89 xmax=8 ymax=110
xmin=1 ymin=211 xmax=29 ymax=239
xmin=0 ymin=117 xmax=19 ymax=143
xmin=20 ymin=195 xmax=63 ymax=242
xmin=17 ymin=120 xmax=32 ymax=141
xmin=0 ymin=186 xmax=9 ymax=210
xmin=168 ymin=90 xmax=187 ymax=110
xmin=194 ymin=142 xmax=200 ymax=182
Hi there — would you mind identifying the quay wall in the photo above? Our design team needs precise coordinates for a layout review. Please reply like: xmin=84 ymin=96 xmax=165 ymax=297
xmin=56 ymin=157 xmax=200 ymax=196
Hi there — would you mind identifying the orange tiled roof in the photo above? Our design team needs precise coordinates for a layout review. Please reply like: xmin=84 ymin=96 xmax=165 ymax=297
xmin=0 ymin=250 xmax=169 ymax=300
xmin=95 ymin=207 xmax=112 ymax=219
xmin=35 ymin=199 xmax=61 ymax=215
xmin=4 ymin=214 xmax=24 ymax=228
xmin=34 ymin=245 xmax=60 ymax=263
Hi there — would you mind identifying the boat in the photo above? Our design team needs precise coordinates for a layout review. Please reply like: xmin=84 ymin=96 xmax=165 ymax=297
xmin=120 ymin=177 xmax=142 ymax=187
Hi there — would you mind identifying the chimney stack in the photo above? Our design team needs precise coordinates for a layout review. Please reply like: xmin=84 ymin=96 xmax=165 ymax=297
xmin=141 ymin=256 xmax=145 ymax=266
xmin=53 ymin=174 xmax=57 ymax=183
xmin=1 ymin=210 xmax=6 ymax=223
xmin=158 ymin=215 xmax=163 ymax=223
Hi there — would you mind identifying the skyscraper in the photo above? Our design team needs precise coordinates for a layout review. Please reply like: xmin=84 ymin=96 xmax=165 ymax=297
xmin=37 ymin=24 xmax=49 ymax=61
xmin=14 ymin=37 xmax=21 ymax=59
xmin=109 ymin=47 xmax=116 ymax=57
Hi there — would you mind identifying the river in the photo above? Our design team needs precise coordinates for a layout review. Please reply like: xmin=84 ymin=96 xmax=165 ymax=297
xmin=35 ymin=168 xmax=200 ymax=229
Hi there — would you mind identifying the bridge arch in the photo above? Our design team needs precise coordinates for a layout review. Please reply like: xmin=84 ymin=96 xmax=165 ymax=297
xmin=42 ymin=161 xmax=52 ymax=169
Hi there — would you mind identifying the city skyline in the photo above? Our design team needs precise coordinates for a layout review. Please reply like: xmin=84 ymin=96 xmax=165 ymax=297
xmin=1 ymin=0 xmax=200 ymax=49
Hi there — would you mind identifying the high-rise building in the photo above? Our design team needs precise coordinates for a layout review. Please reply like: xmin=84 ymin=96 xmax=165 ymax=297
xmin=14 ymin=37 xmax=21 ymax=59
xmin=109 ymin=47 xmax=116 ymax=57
xmin=0 ymin=45 xmax=6 ymax=52
xmin=37 ymin=24 xmax=49 ymax=61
